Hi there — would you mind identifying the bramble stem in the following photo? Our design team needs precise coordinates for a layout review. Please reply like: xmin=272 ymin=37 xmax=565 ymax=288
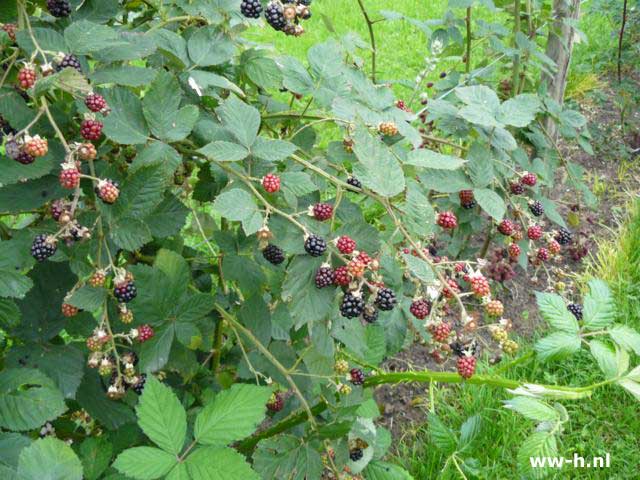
xmin=356 ymin=0 xmax=377 ymax=82
xmin=465 ymin=7 xmax=472 ymax=74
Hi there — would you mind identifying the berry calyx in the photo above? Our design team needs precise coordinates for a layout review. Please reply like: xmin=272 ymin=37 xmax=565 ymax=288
xmin=567 ymin=303 xmax=583 ymax=320
xmin=262 ymin=244 xmax=285 ymax=265
xmin=311 ymin=203 xmax=333 ymax=221
xmin=457 ymin=355 xmax=477 ymax=379
xmin=374 ymin=287 xmax=397 ymax=311
xmin=96 ymin=179 xmax=120 ymax=204
xmin=527 ymin=225 xmax=543 ymax=240
xmin=18 ymin=67 xmax=36 ymax=90
xmin=336 ymin=235 xmax=357 ymax=254
xmin=431 ymin=322 xmax=451 ymax=342
xmin=31 ymin=234 xmax=57 ymax=262
xmin=61 ymin=303 xmax=78 ymax=317
xmin=80 ymin=119 xmax=103 ymax=141
xmin=521 ymin=172 xmax=537 ymax=186
xmin=349 ymin=368 xmax=365 ymax=385
xmin=47 ymin=0 xmax=71 ymax=18
xmin=114 ymin=281 xmax=137 ymax=303
xmin=315 ymin=265 xmax=335 ymax=288
xmin=266 ymin=392 xmax=285 ymax=412
xmin=304 ymin=234 xmax=327 ymax=257
xmin=240 ymin=0 xmax=263 ymax=18
xmin=459 ymin=190 xmax=476 ymax=209
xmin=437 ymin=211 xmax=457 ymax=229
xmin=59 ymin=165 xmax=80 ymax=189
xmin=340 ymin=292 xmax=365 ymax=318
xmin=485 ymin=300 xmax=504 ymax=317
xmin=409 ymin=299 xmax=431 ymax=319
xmin=498 ymin=219 xmax=515 ymax=236
xmin=85 ymin=93 xmax=109 ymax=114
xmin=261 ymin=173 xmax=280 ymax=193
xmin=334 ymin=266 xmax=351 ymax=286
xmin=378 ymin=121 xmax=398 ymax=136
xmin=24 ymin=136 xmax=48 ymax=157
xmin=508 ymin=242 xmax=521 ymax=259
xmin=136 ymin=324 xmax=154 ymax=343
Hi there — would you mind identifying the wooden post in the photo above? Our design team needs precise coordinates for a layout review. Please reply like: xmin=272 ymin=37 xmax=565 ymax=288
xmin=541 ymin=0 xmax=581 ymax=138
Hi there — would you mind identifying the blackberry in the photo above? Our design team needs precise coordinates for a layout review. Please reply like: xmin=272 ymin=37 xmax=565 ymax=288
xmin=85 ymin=93 xmax=108 ymax=114
xmin=265 ymin=2 xmax=286 ymax=31
xmin=410 ymin=299 xmax=431 ymax=319
xmin=554 ymin=227 xmax=572 ymax=246
xmin=298 ymin=0 xmax=312 ymax=5
xmin=529 ymin=200 xmax=544 ymax=217
xmin=374 ymin=288 xmax=396 ymax=311
xmin=362 ymin=306 xmax=378 ymax=323
xmin=340 ymin=292 xmax=364 ymax=318
xmin=457 ymin=356 xmax=476 ymax=379
xmin=336 ymin=235 xmax=356 ymax=254
xmin=31 ymin=234 xmax=57 ymax=262
xmin=346 ymin=176 xmax=362 ymax=189
xmin=521 ymin=172 xmax=537 ymax=187
xmin=132 ymin=374 xmax=147 ymax=395
xmin=304 ymin=235 xmax=326 ymax=257
xmin=349 ymin=368 xmax=365 ymax=385
xmin=56 ymin=54 xmax=81 ymax=73
xmin=315 ymin=266 xmax=335 ymax=288
xmin=266 ymin=392 xmax=284 ymax=412
xmin=262 ymin=244 xmax=285 ymax=265
xmin=437 ymin=211 xmax=457 ymax=229
xmin=47 ymin=0 xmax=71 ymax=17
xmin=567 ymin=303 xmax=583 ymax=320
xmin=16 ymin=151 xmax=35 ymax=165
xmin=312 ymin=203 xmax=333 ymax=221
xmin=509 ymin=181 xmax=524 ymax=195
xmin=349 ymin=448 xmax=364 ymax=462
xmin=240 ymin=0 xmax=263 ymax=18
xmin=5 ymin=139 xmax=20 ymax=160
xmin=114 ymin=281 xmax=137 ymax=303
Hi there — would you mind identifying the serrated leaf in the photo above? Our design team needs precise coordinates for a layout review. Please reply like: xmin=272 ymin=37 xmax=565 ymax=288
xmin=139 ymin=326 xmax=175 ymax=373
xmin=64 ymin=20 xmax=119 ymax=54
xmin=76 ymin=371 xmax=136 ymax=430
xmin=110 ymin=217 xmax=153 ymax=251
xmin=186 ymin=447 xmax=260 ymax=480
xmin=102 ymin=87 xmax=149 ymax=144
xmin=0 ymin=270 xmax=33 ymax=299
xmin=113 ymin=447 xmax=176 ymax=480
xmin=363 ymin=461 xmax=415 ymax=479
xmin=498 ymin=94 xmax=541 ymax=127
xmin=428 ymin=413 xmax=457 ymax=454
xmin=216 ymin=96 xmax=261 ymax=148
xmin=68 ymin=286 xmax=107 ymax=311
xmin=417 ymin=169 xmax=472 ymax=193
xmin=136 ymin=377 xmax=187 ymax=454
xmin=353 ymin=127 xmax=405 ymax=197
xmin=187 ymin=70 xmax=244 ymax=97
xmin=281 ymin=171 xmax=318 ymax=196
xmin=405 ymin=149 xmax=466 ymax=170
xmin=252 ymin=137 xmax=297 ymax=162
xmin=402 ymin=253 xmax=435 ymax=283
xmin=590 ymin=340 xmax=628 ymax=379
xmin=90 ymin=66 xmax=157 ymax=87
xmin=194 ymin=384 xmax=271 ymax=446
xmin=0 ymin=369 xmax=66 ymax=431
xmin=187 ymin=26 xmax=234 ymax=66
xmin=535 ymin=292 xmax=579 ymax=332
xmin=618 ymin=378 xmax=640 ymax=401
xmin=583 ymin=279 xmax=615 ymax=330
xmin=473 ymin=188 xmax=506 ymax=221
xmin=458 ymin=415 xmax=482 ymax=448
xmin=213 ymin=188 xmax=262 ymax=236
xmin=0 ymin=432 xmax=30 ymax=468
xmin=198 ymin=141 xmax=249 ymax=162
xmin=609 ymin=325 xmax=640 ymax=355
xmin=517 ymin=432 xmax=558 ymax=480
xmin=253 ymin=435 xmax=323 ymax=480
xmin=535 ymin=331 xmax=581 ymax=362
xmin=17 ymin=437 xmax=82 ymax=480
xmin=79 ymin=437 xmax=112 ymax=480
xmin=504 ymin=397 xmax=559 ymax=421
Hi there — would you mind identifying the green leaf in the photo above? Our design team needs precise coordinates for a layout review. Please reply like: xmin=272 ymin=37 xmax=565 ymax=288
xmin=217 ymin=96 xmax=261 ymax=148
xmin=76 ymin=371 xmax=136 ymax=430
xmin=241 ymin=50 xmax=282 ymax=90
xmin=110 ymin=217 xmax=153 ymax=251
xmin=498 ymin=93 xmax=541 ymax=127
xmin=198 ymin=141 xmax=249 ymax=162
xmin=535 ymin=292 xmax=579 ymax=332
xmin=64 ymin=20 xmax=119 ymax=54
xmin=194 ymin=384 xmax=271 ymax=446
xmin=473 ymin=188 xmax=506 ymax=221
xmin=187 ymin=26 xmax=235 ymax=66
xmin=609 ymin=325 xmax=640 ymax=355
xmin=33 ymin=68 xmax=91 ymax=98
xmin=535 ymin=331 xmax=581 ymax=362
xmin=151 ymin=29 xmax=190 ymax=68
xmin=458 ymin=415 xmax=482 ymax=448
xmin=281 ymin=172 xmax=318 ymax=197
xmin=456 ymin=85 xmax=500 ymax=111
xmin=583 ymin=279 xmax=615 ymax=330
xmin=353 ymin=127 xmax=405 ymax=197
xmin=90 ymin=66 xmax=157 ymax=87
xmin=102 ymin=87 xmax=149 ymax=144
xmin=618 ymin=378 xmax=640 ymax=401
xmin=405 ymin=149 xmax=466 ymax=169
xmin=590 ymin=340 xmax=628 ymax=379
xmin=68 ymin=286 xmax=107 ymax=311
xmin=186 ymin=447 xmax=260 ymax=480
xmin=0 ymin=432 xmax=31 ymax=468
xmin=213 ymin=188 xmax=262 ymax=236
xmin=136 ymin=377 xmax=187 ymax=455
xmin=428 ymin=414 xmax=457 ymax=454
xmin=363 ymin=461 xmax=415 ymax=479
xmin=17 ymin=437 xmax=82 ymax=480
xmin=145 ymin=194 xmax=189 ymax=238
xmin=142 ymin=71 xmax=198 ymax=142
xmin=0 ymin=175 xmax=66 ymax=213
xmin=0 ymin=270 xmax=33 ymax=299
xmin=139 ymin=326 xmax=175 ymax=373
xmin=402 ymin=253 xmax=435 ymax=283
xmin=251 ymin=137 xmax=297 ymax=162
xmin=517 ymin=432 xmax=558 ymax=480
xmin=116 ymin=165 xmax=167 ymax=219
xmin=504 ymin=397 xmax=559 ymax=421
xmin=0 ymin=369 xmax=66 ymax=431
xmin=113 ymin=447 xmax=177 ymax=480
xmin=187 ymin=70 xmax=244 ymax=97
xmin=417 ymin=169 xmax=472 ymax=193
xmin=79 ymin=436 xmax=113 ymax=480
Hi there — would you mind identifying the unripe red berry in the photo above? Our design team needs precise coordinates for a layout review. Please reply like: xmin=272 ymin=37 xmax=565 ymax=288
xmin=498 ymin=219 xmax=515 ymax=236
xmin=85 ymin=93 xmax=109 ymax=114
xmin=61 ymin=303 xmax=78 ymax=317
xmin=378 ymin=121 xmax=398 ymax=136
xmin=18 ymin=67 xmax=36 ymax=89
xmin=59 ymin=165 xmax=80 ymax=189
xmin=457 ymin=356 xmax=476 ymax=379
xmin=137 ymin=324 xmax=154 ymax=343
xmin=509 ymin=181 xmax=524 ymax=195
xmin=78 ymin=142 xmax=97 ymax=161
xmin=521 ymin=172 xmax=537 ymax=186
xmin=443 ymin=278 xmax=460 ymax=299
xmin=409 ymin=299 xmax=431 ymax=319
xmin=469 ymin=275 xmax=490 ymax=297
xmin=336 ymin=235 xmax=356 ymax=254
xmin=485 ymin=300 xmax=504 ymax=317
xmin=96 ymin=179 xmax=119 ymax=204
xmin=536 ymin=247 xmax=550 ymax=261
xmin=431 ymin=322 xmax=451 ymax=342
xmin=437 ymin=211 xmax=457 ymax=229
xmin=508 ymin=243 xmax=521 ymax=258
xmin=312 ymin=203 xmax=333 ymax=221
xmin=527 ymin=225 xmax=543 ymax=240
xmin=80 ymin=119 xmax=103 ymax=141
xmin=334 ymin=266 xmax=351 ymax=286
xmin=262 ymin=173 xmax=280 ymax=193
xmin=266 ymin=392 xmax=285 ymax=412
xmin=548 ymin=239 xmax=561 ymax=255
xmin=24 ymin=136 xmax=48 ymax=157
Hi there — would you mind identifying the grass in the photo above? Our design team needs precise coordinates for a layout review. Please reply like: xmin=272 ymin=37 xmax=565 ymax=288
xmin=392 ymin=200 xmax=640 ymax=479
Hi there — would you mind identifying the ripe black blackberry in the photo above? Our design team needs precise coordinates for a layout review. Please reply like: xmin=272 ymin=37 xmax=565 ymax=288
xmin=529 ymin=200 xmax=544 ymax=217
xmin=262 ymin=244 xmax=285 ymax=265
xmin=265 ymin=2 xmax=286 ymax=31
xmin=47 ymin=0 xmax=71 ymax=18
xmin=31 ymin=234 xmax=57 ymax=262
xmin=554 ymin=227 xmax=572 ymax=246
xmin=362 ymin=306 xmax=379 ymax=323
xmin=315 ymin=266 xmax=335 ymax=288
xmin=240 ymin=0 xmax=263 ymax=18
xmin=340 ymin=292 xmax=364 ymax=318
xmin=567 ymin=303 xmax=583 ymax=320
xmin=114 ymin=281 xmax=137 ymax=303
xmin=56 ymin=54 xmax=81 ymax=73
xmin=346 ymin=176 xmax=362 ymax=189
xmin=304 ymin=235 xmax=326 ymax=257
xmin=349 ymin=368 xmax=365 ymax=385
xmin=349 ymin=448 xmax=364 ymax=462
xmin=374 ymin=288 xmax=396 ymax=311
xmin=16 ymin=151 xmax=35 ymax=165
xmin=132 ymin=374 xmax=147 ymax=395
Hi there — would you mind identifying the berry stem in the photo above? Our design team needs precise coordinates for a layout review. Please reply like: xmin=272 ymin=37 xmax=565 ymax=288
xmin=41 ymin=98 xmax=70 ymax=153
xmin=465 ymin=7 xmax=472 ymax=74
xmin=19 ymin=1 xmax=48 ymax=64
xmin=355 ymin=0 xmax=377 ymax=83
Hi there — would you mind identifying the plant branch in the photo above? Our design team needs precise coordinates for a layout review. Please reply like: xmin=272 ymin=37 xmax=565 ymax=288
xmin=465 ymin=7 xmax=472 ymax=74
xmin=355 ymin=0 xmax=377 ymax=83
xmin=617 ymin=0 xmax=628 ymax=83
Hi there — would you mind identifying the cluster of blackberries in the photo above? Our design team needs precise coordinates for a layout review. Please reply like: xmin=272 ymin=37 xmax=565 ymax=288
xmin=245 ymin=1 xmax=312 ymax=36
xmin=47 ymin=0 xmax=71 ymax=18
xmin=114 ymin=281 xmax=137 ymax=303
xmin=55 ymin=54 xmax=82 ymax=73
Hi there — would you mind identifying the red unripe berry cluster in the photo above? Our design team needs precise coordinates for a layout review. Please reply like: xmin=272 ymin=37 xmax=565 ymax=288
xmin=437 ymin=211 xmax=457 ymax=229
xmin=336 ymin=235 xmax=356 ymax=254
xmin=457 ymin=356 xmax=477 ymax=379
xmin=18 ymin=67 xmax=36 ymax=89
xmin=262 ymin=173 xmax=280 ymax=193
xmin=312 ymin=203 xmax=333 ymax=221
xmin=409 ymin=299 xmax=431 ymax=319
xmin=81 ymin=119 xmax=103 ymax=141
xmin=59 ymin=166 xmax=80 ymax=189
xmin=137 ymin=324 xmax=155 ymax=343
